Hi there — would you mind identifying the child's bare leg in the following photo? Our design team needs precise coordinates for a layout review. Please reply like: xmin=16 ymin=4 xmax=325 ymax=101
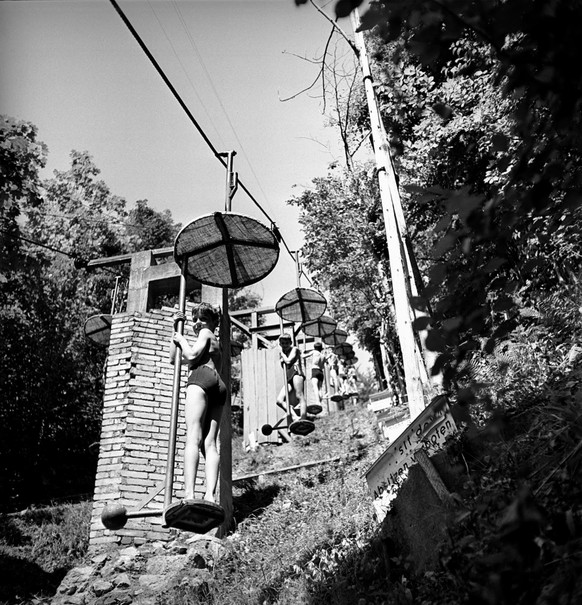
xmin=293 ymin=376 xmax=307 ymax=419
xmin=311 ymin=377 xmax=321 ymax=405
xmin=276 ymin=385 xmax=287 ymax=411
xmin=184 ymin=385 xmax=206 ymax=500
xmin=287 ymin=386 xmax=300 ymax=419
xmin=202 ymin=402 xmax=223 ymax=502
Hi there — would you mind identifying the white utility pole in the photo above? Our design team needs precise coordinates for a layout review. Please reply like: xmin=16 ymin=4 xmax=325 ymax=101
xmin=350 ymin=10 xmax=432 ymax=417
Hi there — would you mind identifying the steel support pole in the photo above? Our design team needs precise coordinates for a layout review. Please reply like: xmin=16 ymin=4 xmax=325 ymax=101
xmin=164 ymin=258 xmax=188 ymax=509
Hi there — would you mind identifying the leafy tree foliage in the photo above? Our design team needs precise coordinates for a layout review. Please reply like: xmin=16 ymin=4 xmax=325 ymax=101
xmin=286 ymin=6 xmax=582 ymax=602
xmin=0 ymin=116 xmax=47 ymax=219
xmin=0 ymin=149 xmax=111 ymax=508
xmin=0 ymin=116 xmax=48 ymax=280
xmin=292 ymin=1 xmax=582 ymax=393
xmin=26 ymin=151 xmax=132 ymax=313
xmin=287 ymin=165 xmax=404 ymax=391
xmin=1 ymin=133 xmax=182 ymax=509
xmin=126 ymin=199 xmax=180 ymax=252
xmin=351 ymin=0 xmax=582 ymax=383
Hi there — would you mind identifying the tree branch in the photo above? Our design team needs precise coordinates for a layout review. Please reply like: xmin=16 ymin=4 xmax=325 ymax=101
xmin=278 ymin=71 xmax=324 ymax=102
xmin=309 ymin=0 xmax=359 ymax=57
xmin=281 ymin=50 xmax=322 ymax=65
xmin=350 ymin=131 xmax=371 ymax=158
xmin=279 ymin=22 xmax=336 ymax=113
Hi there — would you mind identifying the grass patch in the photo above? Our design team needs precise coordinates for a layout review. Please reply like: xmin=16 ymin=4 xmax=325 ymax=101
xmin=4 ymin=341 xmax=582 ymax=605
xmin=171 ymin=407 xmax=386 ymax=605
xmin=0 ymin=501 xmax=91 ymax=604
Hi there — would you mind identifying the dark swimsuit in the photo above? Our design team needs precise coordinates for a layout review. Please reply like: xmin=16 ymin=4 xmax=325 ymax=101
xmin=285 ymin=365 xmax=305 ymax=384
xmin=187 ymin=365 xmax=227 ymax=405
xmin=283 ymin=347 xmax=304 ymax=384
xmin=286 ymin=367 xmax=304 ymax=383
xmin=311 ymin=368 xmax=324 ymax=380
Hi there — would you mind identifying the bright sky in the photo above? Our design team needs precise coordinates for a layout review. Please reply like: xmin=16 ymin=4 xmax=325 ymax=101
xmin=0 ymin=0 xmax=365 ymax=305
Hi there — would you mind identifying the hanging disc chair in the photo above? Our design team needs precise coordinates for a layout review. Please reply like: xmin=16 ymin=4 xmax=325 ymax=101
xmin=84 ymin=314 xmax=112 ymax=346
xmin=146 ymin=211 xmax=278 ymax=533
xmin=84 ymin=276 xmax=123 ymax=347
xmin=174 ymin=212 xmax=280 ymax=288
xmin=334 ymin=342 xmax=353 ymax=357
xmin=302 ymin=314 xmax=337 ymax=338
xmin=273 ymin=287 xmax=325 ymax=438
xmin=274 ymin=287 xmax=327 ymax=323
xmin=323 ymin=328 xmax=348 ymax=347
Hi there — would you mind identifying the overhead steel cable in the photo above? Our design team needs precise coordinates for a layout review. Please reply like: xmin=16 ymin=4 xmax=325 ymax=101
xmin=1 ymin=228 xmax=119 ymax=275
xmin=146 ymin=0 xmax=226 ymax=149
xmin=170 ymin=0 xmax=273 ymax=214
xmin=109 ymin=0 xmax=317 ymax=289
xmin=29 ymin=210 xmax=144 ymax=230
xmin=109 ymin=0 xmax=275 ymax=231
xmin=109 ymin=0 xmax=218 ymax=152
xmin=2 ymin=228 xmax=80 ymax=261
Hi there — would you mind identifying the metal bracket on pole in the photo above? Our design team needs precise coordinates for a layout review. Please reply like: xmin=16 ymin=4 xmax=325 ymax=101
xmin=229 ymin=171 xmax=239 ymax=204
xmin=218 ymin=151 xmax=238 ymax=212
xmin=294 ymin=251 xmax=302 ymax=288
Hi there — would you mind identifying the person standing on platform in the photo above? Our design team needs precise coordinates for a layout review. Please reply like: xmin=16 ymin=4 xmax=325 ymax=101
xmin=276 ymin=332 xmax=307 ymax=421
xmin=169 ymin=303 xmax=226 ymax=503
xmin=329 ymin=353 xmax=342 ymax=397
xmin=306 ymin=342 xmax=326 ymax=408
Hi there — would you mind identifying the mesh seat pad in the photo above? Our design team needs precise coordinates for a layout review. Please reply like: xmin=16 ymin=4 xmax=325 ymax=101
xmin=275 ymin=287 xmax=326 ymax=322
xmin=302 ymin=314 xmax=337 ymax=337
xmin=174 ymin=212 xmax=279 ymax=288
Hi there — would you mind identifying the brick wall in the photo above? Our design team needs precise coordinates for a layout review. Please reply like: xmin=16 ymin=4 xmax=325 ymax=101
xmin=89 ymin=307 xmax=205 ymax=548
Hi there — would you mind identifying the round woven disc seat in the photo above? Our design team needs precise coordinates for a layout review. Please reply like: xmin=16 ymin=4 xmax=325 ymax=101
xmin=323 ymin=328 xmax=348 ymax=346
xmin=84 ymin=314 xmax=112 ymax=346
xmin=302 ymin=314 xmax=337 ymax=337
xmin=334 ymin=341 xmax=353 ymax=357
xmin=174 ymin=212 xmax=280 ymax=288
xmin=275 ymin=287 xmax=327 ymax=323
